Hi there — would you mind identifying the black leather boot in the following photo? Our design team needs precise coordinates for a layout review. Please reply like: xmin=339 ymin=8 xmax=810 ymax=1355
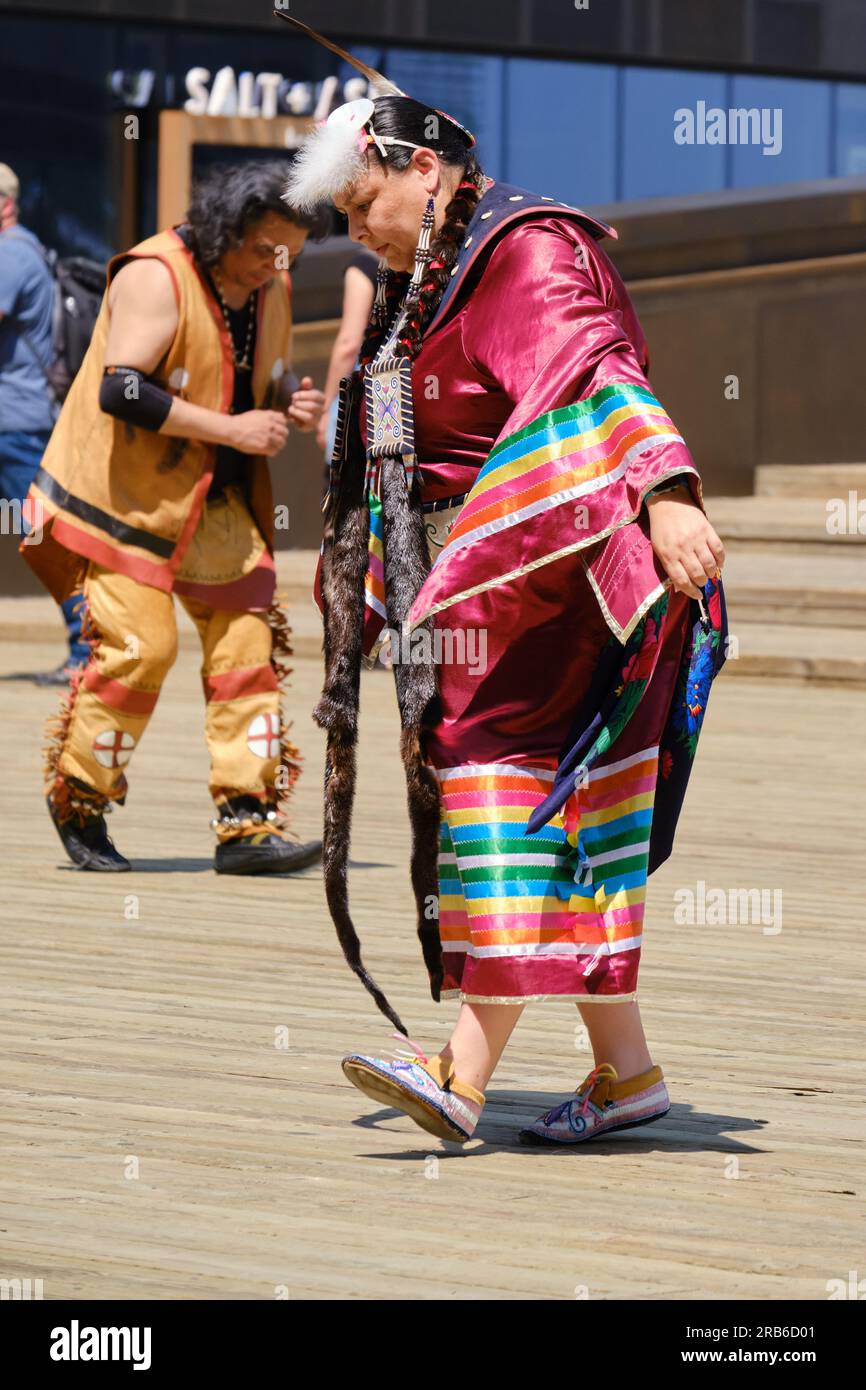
xmin=212 ymin=795 xmax=322 ymax=876
xmin=47 ymin=779 xmax=130 ymax=872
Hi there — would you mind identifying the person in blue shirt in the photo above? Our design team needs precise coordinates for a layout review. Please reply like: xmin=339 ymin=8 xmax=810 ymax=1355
xmin=0 ymin=162 xmax=88 ymax=683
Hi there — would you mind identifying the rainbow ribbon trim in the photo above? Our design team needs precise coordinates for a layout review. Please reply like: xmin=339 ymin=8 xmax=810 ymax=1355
xmin=429 ymin=381 xmax=684 ymax=565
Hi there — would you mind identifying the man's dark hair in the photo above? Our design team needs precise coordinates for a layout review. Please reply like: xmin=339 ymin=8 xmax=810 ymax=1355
xmin=186 ymin=160 xmax=330 ymax=265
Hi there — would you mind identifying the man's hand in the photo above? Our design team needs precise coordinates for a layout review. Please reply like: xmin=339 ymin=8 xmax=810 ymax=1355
xmin=646 ymin=484 xmax=725 ymax=600
xmin=287 ymin=376 xmax=325 ymax=433
xmin=228 ymin=409 xmax=289 ymax=457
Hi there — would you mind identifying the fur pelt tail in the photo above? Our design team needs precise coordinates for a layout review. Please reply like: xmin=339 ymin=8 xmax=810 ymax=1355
xmin=313 ymin=385 xmax=408 ymax=1033
xmin=321 ymin=737 xmax=408 ymax=1033
xmin=379 ymin=458 xmax=444 ymax=999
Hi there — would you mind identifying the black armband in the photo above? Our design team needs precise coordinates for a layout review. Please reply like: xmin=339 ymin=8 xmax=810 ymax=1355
xmin=99 ymin=366 xmax=174 ymax=432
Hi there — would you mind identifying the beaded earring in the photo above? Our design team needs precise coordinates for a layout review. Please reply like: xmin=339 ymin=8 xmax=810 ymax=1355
xmin=371 ymin=261 xmax=390 ymax=327
xmin=405 ymin=195 xmax=436 ymax=304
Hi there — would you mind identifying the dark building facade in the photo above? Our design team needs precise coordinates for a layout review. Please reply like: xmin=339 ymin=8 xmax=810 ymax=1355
xmin=2 ymin=0 xmax=866 ymax=271
xmin=5 ymin=1 xmax=866 ymax=77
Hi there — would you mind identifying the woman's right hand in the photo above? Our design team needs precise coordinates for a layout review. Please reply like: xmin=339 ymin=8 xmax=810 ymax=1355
xmin=228 ymin=409 xmax=289 ymax=456
xmin=646 ymin=486 xmax=725 ymax=599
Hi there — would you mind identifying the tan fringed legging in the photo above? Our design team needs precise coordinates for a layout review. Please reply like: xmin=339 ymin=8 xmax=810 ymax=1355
xmin=50 ymin=561 xmax=283 ymax=807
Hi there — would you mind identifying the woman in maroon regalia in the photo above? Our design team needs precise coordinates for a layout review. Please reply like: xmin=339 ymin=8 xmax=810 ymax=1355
xmin=279 ymin=13 xmax=727 ymax=1147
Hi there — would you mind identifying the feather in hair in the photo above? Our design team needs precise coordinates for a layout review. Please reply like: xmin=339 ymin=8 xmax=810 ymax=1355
xmin=273 ymin=9 xmax=405 ymax=97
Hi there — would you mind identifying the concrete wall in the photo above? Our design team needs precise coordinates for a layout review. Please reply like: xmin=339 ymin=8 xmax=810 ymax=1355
xmin=630 ymin=253 xmax=866 ymax=496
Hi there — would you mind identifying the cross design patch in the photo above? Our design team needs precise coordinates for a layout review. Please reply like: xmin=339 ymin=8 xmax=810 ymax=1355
xmin=371 ymin=371 xmax=402 ymax=447
xmin=364 ymin=355 xmax=417 ymax=493
xmin=92 ymin=729 xmax=135 ymax=769
xmin=247 ymin=712 xmax=281 ymax=759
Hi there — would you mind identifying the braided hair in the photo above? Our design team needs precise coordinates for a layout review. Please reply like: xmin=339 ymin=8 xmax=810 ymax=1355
xmin=315 ymin=97 xmax=484 ymax=1026
xmin=355 ymin=95 xmax=486 ymax=368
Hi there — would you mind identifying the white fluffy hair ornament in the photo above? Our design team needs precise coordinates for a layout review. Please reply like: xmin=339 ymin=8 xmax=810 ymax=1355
xmin=283 ymin=99 xmax=378 ymax=213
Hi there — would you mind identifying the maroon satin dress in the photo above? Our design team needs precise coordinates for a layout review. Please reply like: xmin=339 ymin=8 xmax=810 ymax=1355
xmin=353 ymin=208 xmax=705 ymax=1003
xmin=361 ymin=214 xmax=658 ymax=769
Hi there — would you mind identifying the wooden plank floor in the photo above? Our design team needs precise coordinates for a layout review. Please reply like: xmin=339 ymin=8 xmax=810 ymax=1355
xmin=0 ymin=618 xmax=863 ymax=1300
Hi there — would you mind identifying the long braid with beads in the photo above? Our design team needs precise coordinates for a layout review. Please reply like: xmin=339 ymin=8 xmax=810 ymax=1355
xmin=315 ymin=99 xmax=488 ymax=1031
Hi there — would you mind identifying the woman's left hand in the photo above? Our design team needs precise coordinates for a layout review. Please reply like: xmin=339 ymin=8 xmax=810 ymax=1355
xmin=646 ymin=484 xmax=725 ymax=600
xmin=287 ymin=377 xmax=326 ymax=432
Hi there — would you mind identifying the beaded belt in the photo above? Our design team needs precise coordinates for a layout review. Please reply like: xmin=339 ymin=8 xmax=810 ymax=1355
xmin=421 ymin=492 xmax=467 ymax=513
xmin=422 ymin=494 xmax=466 ymax=559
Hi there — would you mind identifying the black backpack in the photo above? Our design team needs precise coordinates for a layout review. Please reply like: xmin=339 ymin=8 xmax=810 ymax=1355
xmin=2 ymin=229 xmax=105 ymax=415
xmin=48 ymin=253 xmax=106 ymax=401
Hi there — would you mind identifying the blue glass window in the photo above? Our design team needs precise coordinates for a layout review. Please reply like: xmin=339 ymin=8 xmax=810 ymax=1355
xmin=729 ymin=75 xmax=831 ymax=186
xmin=503 ymin=58 xmax=618 ymax=205
xmin=384 ymin=48 xmax=504 ymax=175
xmin=836 ymin=82 xmax=866 ymax=176
xmin=621 ymin=67 xmax=728 ymax=199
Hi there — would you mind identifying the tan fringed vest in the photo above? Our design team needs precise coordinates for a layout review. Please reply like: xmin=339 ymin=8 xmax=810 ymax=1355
xmin=21 ymin=227 xmax=292 ymax=601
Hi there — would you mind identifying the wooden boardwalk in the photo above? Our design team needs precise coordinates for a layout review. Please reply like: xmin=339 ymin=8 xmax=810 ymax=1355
xmin=0 ymin=603 xmax=863 ymax=1300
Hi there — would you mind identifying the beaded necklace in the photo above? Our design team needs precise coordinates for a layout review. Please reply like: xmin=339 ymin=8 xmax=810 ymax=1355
xmin=211 ymin=267 xmax=255 ymax=372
